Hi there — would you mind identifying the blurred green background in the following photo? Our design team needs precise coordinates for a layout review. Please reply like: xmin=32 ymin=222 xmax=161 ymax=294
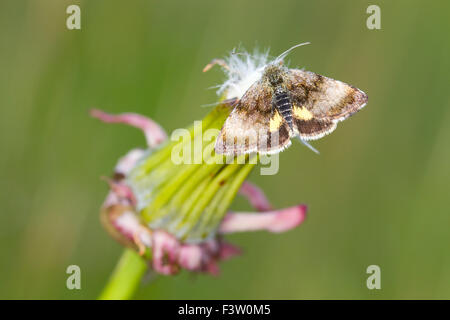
xmin=1 ymin=0 xmax=449 ymax=299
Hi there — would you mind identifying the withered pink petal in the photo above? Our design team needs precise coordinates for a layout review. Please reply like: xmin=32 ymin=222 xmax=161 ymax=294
xmin=219 ymin=205 xmax=307 ymax=234
xmin=205 ymin=260 xmax=220 ymax=276
xmin=103 ymin=190 xmax=123 ymax=208
xmin=200 ymin=242 xmax=240 ymax=275
xmin=113 ymin=210 xmax=151 ymax=247
xmin=90 ymin=109 xmax=167 ymax=148
xmin=218 ymin=242 xmax=242 ymax=260
xmin=178 ymin=245 xmax=203 ymax=271
xmin=114 ymin=149 xmax=145 ymax=177
xmin=151 ymin=230 xmax=180 ymax=275
xmin=238 ymin=181 xmax=273 ymax=211
xmin=102 ymin=178 xmax=136 ymax=206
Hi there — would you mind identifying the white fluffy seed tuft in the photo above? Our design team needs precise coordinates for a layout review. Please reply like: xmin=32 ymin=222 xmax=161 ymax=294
xmin=217 ymin=48 xmax=270 ymax=100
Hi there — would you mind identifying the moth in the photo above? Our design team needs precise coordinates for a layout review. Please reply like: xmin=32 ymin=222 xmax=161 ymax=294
xmin=206 ymin=43 xmax=368 ymax=155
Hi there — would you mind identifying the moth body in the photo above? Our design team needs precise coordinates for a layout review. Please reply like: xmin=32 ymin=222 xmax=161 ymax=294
xmin=263 ymin=64 xmax=294 ymax=130
xmin=208 ymin=45 xmax=368 ymax=155
xmin=273 ymin=85 xmax=293 ymax=130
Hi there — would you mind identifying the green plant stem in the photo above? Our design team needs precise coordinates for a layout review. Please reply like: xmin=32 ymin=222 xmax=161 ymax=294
xmin=98 ymin=249 xmax=148 ymax=300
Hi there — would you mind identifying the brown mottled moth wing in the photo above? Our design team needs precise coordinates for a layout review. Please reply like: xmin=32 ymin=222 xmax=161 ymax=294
xmin=286 ymin=69 xmax=368 ymax=141
xmin=215 ymin=81 xmax=292 ymax=155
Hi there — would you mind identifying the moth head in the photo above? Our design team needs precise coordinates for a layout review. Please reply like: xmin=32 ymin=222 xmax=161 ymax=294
xmin=263 ymin=64 xmax=286 ymax=86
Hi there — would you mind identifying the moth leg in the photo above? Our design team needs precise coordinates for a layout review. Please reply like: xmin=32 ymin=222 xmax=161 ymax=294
xmin=297 ymin=137 xmax=320 ymax=154
xmin=202 ymin=58 xmax=230 ymax=72
xmin=222 ymin=97 xmax=239 ymax=107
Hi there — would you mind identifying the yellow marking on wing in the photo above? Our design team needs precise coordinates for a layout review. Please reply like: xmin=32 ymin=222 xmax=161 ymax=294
xmin=293 ymin=105 xmax=314 ymax=121
xmin=269 ymin=111 xmax=283 ymax=132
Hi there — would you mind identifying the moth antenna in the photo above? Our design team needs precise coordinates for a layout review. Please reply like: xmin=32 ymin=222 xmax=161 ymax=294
xmin=275 ymin=42 xmax=311 ymax=62
xmin=200 ymin=101 xmax=221 ymax=108
xmin=201 ymin=98 xmax=238 ymax=108
xmin=297 ymin=137 xmax=320 ymax=154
